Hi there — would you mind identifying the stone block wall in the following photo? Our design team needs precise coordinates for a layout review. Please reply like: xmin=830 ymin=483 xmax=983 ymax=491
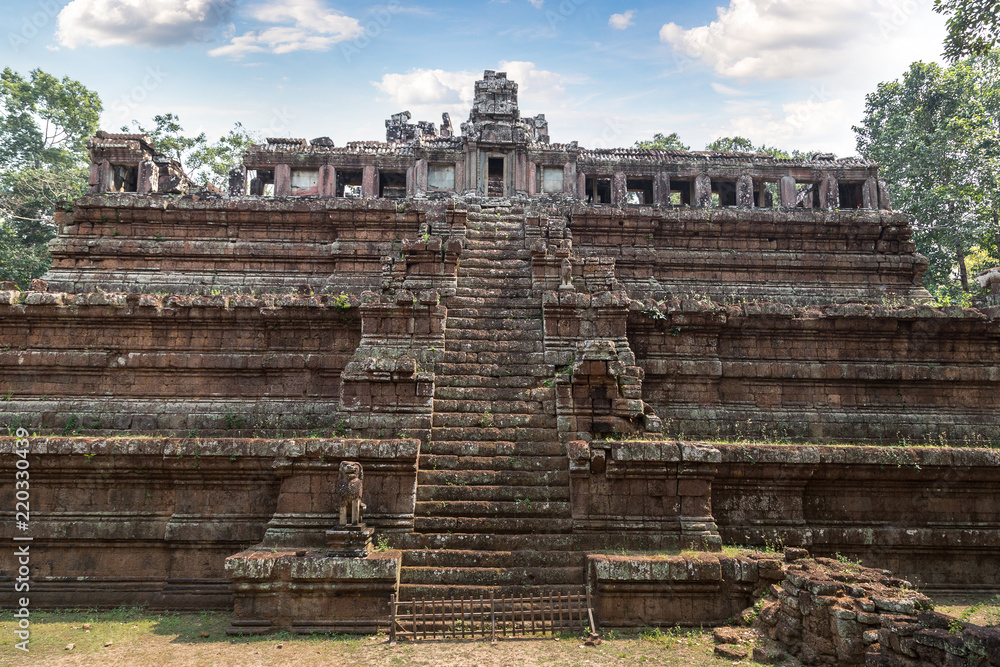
xmin=0 ymin=291 xmax=360 ymax=434
xmin=630 ymin=300 xmax=1000 ymax=445
xmin=226 ymin=549 xmax=401 ymax=635
xmin=568 ymin=440 xmax=720 ymax=548
xmin=569 ymin=206 xmax=929 ymax=306
xmin=588 ymin=551 xmax=785 ymax=628
xmin=873 ymin=610 xmax=1000 ymax=666
xmin=754 ymin=556 xmax=1000 ymax=666
xmin=0 ymin=437 xmax=418 ymax=610
xmin=712 ymin=444 xmax=1000 ymax=594
xmin=44 ymin=195 xmax=439 ymax=295
xmin=573 ymin=441 xmax=1000 ymax=593
xmin=44 ymin=197 xmax=928 ymax=308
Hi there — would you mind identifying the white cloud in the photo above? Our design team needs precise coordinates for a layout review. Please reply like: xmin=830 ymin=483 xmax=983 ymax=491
xmin=372 ymin=61 xmax=566 ymax=118
xmin=374 ymin=69 xmax=478 ymax=108
xmin=711 ymin=82 xmax=753 ymax=97
xmin=209 ymin=0 xmax=363 ymax=57
xmin=57 ymin=0 xmax=234 ymax=48
xmin=528 ymin=0 xmax=544 ymax=7
xmin=608 ymin=10 xmax=635 ymax=30
xmin=723 ymin=96 xmax=855 ymax=154
xmin=659 ymin=0 xmax=944 ymax=80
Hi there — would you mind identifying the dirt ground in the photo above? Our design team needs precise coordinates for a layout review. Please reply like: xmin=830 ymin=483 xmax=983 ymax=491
xmin=0 ymin=608 xmax=745 ymax=667
xmin=1 ymin=593 xmax=995 ymax=667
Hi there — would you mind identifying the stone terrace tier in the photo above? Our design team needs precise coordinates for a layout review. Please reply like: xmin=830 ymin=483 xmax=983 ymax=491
xmin=44 ymin=196 xmax=927 ymax=305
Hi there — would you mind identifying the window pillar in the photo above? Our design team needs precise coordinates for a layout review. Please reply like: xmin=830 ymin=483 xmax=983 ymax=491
xmin=274 ymin=164 xmax=291 ymax=197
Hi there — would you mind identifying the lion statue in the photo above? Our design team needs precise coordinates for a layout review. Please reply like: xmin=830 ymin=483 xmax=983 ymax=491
xmin=336 ymin=460 xmax=366 ymax=525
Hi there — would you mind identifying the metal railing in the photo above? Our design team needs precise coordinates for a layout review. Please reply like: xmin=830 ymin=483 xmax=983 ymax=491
xmin=390 ymin=588 xmax=595 ymax=642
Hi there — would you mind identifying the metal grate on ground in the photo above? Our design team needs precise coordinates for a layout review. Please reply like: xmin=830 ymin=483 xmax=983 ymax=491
xmin=390 ymin=588 xmax=595 ymax=642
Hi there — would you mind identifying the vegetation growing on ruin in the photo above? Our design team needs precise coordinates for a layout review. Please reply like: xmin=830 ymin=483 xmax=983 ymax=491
xmin=855 ymin=51 xmax=1000 ymax=303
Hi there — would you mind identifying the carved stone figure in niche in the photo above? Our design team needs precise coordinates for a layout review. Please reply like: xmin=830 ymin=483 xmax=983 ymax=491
xmin=337 ymin=460 xmax=366 ymax=525
xmin=560 ymin=257 xmax=574 ymax=290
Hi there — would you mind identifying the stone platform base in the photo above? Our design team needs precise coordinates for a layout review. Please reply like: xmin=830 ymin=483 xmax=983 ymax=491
xmin=588 ymin=551 xmax=785 ymax=628
xmin=326 ymin=524 xmax=374 ymax=557
xmin=225 ymin=548 xmax=400 ymax=635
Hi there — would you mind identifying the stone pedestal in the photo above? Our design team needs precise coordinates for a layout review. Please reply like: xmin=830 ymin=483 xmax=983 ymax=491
xmin=226 ymin=549 xmax=400 ymax=635
xmin=326 ymin=524 xmax=373 ymax=557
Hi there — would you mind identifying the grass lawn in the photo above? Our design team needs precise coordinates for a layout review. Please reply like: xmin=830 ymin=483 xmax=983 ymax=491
xmin=0 ymin=607 xmax=768 ymax=666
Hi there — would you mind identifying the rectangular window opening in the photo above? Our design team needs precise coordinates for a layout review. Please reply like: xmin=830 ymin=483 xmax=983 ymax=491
xmin=428 ymin=164 xmax=455 ymax=191
xmin=712 ymin=180 xmax=737 ymax=207
xmin=757 ymin=181 xmax=777 ymax=208
xmin=838 ymin=182 xmax=864 ymax=209
xmin=379 ymin=171 xmax=407 ymax=199
xmin=250 ymin=169 xmax=273 ymax=196
xmin=290 ymin=168 xmax=319 ymax=196
xmin=585 ymin=176 xmax=612 ymax=204
xmin=795 ymin=183 xmax=820 ymax=208
xmin=669 ymin=180 xmax=691 ymax=206
xmin=487 ymin=157 xmax=504 ymax=197
xmin=337 ymin=170 xmax=363 ymax=198
xmin=488 ymin=157 xmax=504 ymax=178
xmin=626 ymin=178 xmax=654 ymax=205
xmin=112 ymin=165 xmax=138 ymax=193
xmin=540 ymin=166 xmax=564 ymax=194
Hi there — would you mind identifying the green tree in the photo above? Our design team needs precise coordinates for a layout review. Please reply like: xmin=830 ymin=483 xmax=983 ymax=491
xmin=186 ymin=122 xmax=260 ymax=189
xmin=705 ymin=136 xmax=793 ymax=159
xmin=854 ymin=53 xmax=1000 ymax=299
xmin=121 ymin=113 xmax=206 ymax=167
xmin=935 ymin=0 xmax=1000 ymax=62
xmin=0 ymin=68 xmax=101 ymax=286
xmin=634 ymin=132 xmax=690 ymax=151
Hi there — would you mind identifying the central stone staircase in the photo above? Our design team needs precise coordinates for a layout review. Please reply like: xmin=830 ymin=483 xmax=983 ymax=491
xmin=396 ymin=202 xmax=585 ymax=601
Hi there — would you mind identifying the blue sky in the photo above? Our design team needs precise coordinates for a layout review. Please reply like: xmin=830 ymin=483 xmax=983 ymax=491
xmin=2 ymin=0 xmax=947 ymax=156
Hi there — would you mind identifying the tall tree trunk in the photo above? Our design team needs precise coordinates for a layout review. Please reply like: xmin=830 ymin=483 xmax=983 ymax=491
xmin=957 ymin=242 xmax=969 ymax=292
xmin=993 ymin=209 xmax=1000 ymax=267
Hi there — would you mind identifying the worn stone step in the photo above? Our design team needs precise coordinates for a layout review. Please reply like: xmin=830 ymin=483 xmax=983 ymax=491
xmin=453 ymin=281 xmax=532 ymax=292
xmin=418 ymin=468 xmax=568 ymax=487
xmin=465 ymin=228 xmax=524 ymax=238
xmin=440 ymin=350 xmax=545 ymax=365
xmin=446 ymin=295 xmax=535 ymax=306
xmin=418 ymin=483 xmax=569 ymax=502
xmin=416 ymin=499 xmax=571 ymax=518
xmin=446 ymin=315 xmax=541 ymax=329
xmin=413 ymin=516 xmax=573 ymax=534
xmin=422 ymin=441 xmax=563 ymax=459
xmin=433 ymin=386 xmax=555 ymax=402
xmin=433 ymin=375 xmax=540 ymax=389
xmin=434 ymin=327 xmax=541 ymax=342
xmin=443 ymin=335 xmax=542 ymax=351
xmin=429 ymin=426 xmax=559 ymax=442
xmin=400 ymin=566 xmax=583 ymax=587
xmin=458 ymin=257 xmax=532 ymax=269
xmin=447 ymin=307 xmax=541 ymax=318
xmin=419 ymin=454 xmax=565 ymax=472
xmin=456 ymin=263 xmax=532 ymax=274
xmin=435 ymin=363 xmax=551 ymax=378
xmin=465 ymin=220 xmax=523 ymax=227
xmin=401 ymin=550 xmax=584 ymax=569
xmin=432 ymin=412 xmax=557 ymax=429
xmin=432 ymin=399 xmax=542 ymax=414
xmin=423 ymin=439 xmax=562 ymax=456
xmin=444 ymin=328 xmax=541 ymax=341
xmin=444 ymin=338 xmax=543 ymax=353
xmin=459 ymin=248 xmax=531 ymax=260
xmin=390 ymin=532 xmax=576 ymax=552
xmin=465 ymin=240 xmax=525 ymax=251
xmin=396 ymin=583 xmax=585 ymax=602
